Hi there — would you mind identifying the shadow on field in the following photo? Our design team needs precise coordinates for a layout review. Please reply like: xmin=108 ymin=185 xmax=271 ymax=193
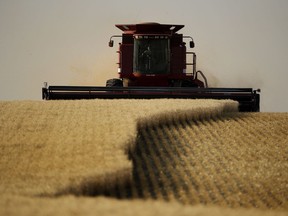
xmin=54 ymin=168 xmax=133 ymax=198
xmin=54 ymin=113 xmax=244 ymax=204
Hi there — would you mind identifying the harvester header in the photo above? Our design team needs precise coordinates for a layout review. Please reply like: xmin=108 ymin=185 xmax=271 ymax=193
xmin=42 ymin=22 xmax=260 ymax=112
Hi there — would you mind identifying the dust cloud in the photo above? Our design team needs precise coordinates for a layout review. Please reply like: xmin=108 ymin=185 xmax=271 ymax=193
xmin=69 ymin=55 xmax=117 ymax=86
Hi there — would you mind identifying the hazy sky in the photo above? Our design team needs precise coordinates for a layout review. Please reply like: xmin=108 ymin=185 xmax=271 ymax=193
xmin=0 ymin=0 xmax=287 ymax=111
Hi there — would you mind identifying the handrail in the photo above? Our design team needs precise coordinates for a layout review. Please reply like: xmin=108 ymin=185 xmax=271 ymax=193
xmin=196 ymin=70 xmax=208 ymax=88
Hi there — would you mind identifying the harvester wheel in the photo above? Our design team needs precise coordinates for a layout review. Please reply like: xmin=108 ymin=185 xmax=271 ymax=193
xmin=106 ymin=79 xmax=123 ymax=87
xmin=181 ymin=80 xmax=199 ymax=87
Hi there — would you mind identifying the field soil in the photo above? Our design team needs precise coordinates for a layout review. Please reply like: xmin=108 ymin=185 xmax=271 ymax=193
xmin=0 ymin=99 xmax=287 ymax=216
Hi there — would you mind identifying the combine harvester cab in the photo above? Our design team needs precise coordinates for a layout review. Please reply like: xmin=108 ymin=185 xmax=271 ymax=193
xmin=42 ymin=22 xmax=260 ymax=112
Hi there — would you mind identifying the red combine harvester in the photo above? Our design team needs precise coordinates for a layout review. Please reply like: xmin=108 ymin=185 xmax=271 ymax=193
xmin=42 ymin=22 xmax=260 ymax=112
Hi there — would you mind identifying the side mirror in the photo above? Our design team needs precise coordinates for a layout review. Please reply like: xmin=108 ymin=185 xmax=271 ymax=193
xmin=190 ymin=41 xmax=195 ymax=48
xmin=109 ymin=40 xmax=114 ymax=47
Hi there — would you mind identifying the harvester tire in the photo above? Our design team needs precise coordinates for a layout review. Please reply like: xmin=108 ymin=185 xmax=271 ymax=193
xmin=181 ymin=80 xmax=199 ymax=87
xmin=106 ymin=79 xmax=123 ymax=87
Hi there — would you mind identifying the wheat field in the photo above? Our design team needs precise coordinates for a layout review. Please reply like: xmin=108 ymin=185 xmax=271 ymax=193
xmin=0 ymin=99 xmax=287 ymax=216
